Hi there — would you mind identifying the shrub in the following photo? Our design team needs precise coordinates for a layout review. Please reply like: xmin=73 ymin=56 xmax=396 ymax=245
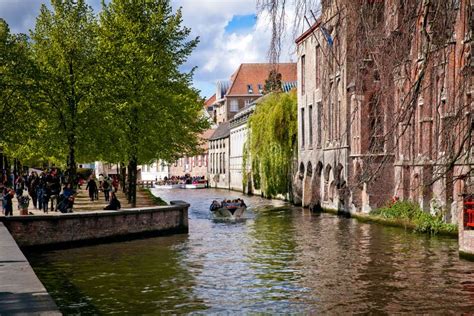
xmin=370 ymin=201 xmax=457 ymax=235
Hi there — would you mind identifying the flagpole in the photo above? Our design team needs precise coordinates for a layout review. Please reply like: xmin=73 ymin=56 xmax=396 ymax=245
xmin=310 ymin=10 xmax=341 ymax=68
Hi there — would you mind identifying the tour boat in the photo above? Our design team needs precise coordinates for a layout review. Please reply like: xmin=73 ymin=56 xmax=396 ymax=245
xmin=181 ymin=180 xmax=208 ymax=189
xmin=155 ymin=183 xmax=181 ymax=189
xmin=210 ymin=201 xmax=247 ymax=219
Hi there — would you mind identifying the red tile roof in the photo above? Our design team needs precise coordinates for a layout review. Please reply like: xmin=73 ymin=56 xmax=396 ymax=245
xmin=226 ymin=63 xmax=297 ymax=96
xmin=199 ymin=128 xmax=216 ymax=150
xmin=204 ymin=94 xmax=216 ymax=107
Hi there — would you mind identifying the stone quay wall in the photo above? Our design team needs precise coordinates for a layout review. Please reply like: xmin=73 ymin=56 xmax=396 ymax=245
xmin=0 ymin=201 xmax=189 ymax=249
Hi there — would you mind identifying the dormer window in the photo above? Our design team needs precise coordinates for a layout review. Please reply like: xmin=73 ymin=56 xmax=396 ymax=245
xmin=258 ymin=84 xmax=263 ymax=94
xmin=247 ymin=84 xmax=253 ymax=94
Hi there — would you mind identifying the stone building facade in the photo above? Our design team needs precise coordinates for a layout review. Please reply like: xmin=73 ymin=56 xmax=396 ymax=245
xmin=295 ymin=0 xmax=354 ymax=212
xmin=296 ymin=0 xmax=473 ymax=220
xmin=229 ymin=106 xmax=254 ymax=192
xmin=138 ymin=160 xmax=169 ymax=181
xmin=208 ymin=122 xmax=230 ymax=189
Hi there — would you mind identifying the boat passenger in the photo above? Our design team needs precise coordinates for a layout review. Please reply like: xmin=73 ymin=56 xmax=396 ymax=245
xmin=210 ymin=200 xmax=221 ymax=211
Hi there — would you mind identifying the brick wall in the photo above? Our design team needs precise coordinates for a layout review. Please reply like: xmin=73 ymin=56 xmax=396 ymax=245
xmin=0 ymin=203 xmax=189 ymax=249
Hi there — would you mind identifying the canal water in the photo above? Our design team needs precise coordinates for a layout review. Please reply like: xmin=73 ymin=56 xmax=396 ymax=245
xmin=28 ymin=189 xmax=474 ymax=314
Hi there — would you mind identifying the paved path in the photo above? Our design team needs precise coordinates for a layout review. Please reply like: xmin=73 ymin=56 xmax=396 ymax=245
xmin=7 ymin=187 xmax=156 ymax=216
xmin=0 ymin=222 xmax=60 ymax=315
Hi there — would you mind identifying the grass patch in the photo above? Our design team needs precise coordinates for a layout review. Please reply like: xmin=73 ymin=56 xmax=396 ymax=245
xmin=142 ymin=188 xmax=168 ymax=206
xmin=370 ymin=201 xmax=457 ymax=236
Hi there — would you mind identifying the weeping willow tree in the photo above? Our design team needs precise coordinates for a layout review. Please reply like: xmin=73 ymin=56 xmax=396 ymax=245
xmin=244 ymin=91 xmax=297 ymax=199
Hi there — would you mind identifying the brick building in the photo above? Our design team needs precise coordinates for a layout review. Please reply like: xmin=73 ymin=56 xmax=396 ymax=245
xmin=169 ymin=128 xmax=215 ymax=179
xmin=295 ymin=0 xmax=472 ymax=219
xmin=208 ymin=63 xmax=297 ymax=124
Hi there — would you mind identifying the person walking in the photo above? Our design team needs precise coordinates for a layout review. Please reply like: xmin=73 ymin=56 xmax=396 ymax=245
xmin=86 ymin=177 xmax=98 ymax=201
xmin=102 ymin=177 xmax=111 ymax=202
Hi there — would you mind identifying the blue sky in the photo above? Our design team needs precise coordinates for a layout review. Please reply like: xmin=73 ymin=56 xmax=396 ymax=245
xmin=0 ymin=0 xmax=295 ymax=99
xmin=225 ymin=14 xmax=257 ymax=34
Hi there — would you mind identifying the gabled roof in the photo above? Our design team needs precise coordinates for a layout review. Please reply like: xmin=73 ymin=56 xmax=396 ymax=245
xmin=226 ymin=63 xmax=297 ymax=96
xmin=199 ymin=128 xmax=216 ymax=150
xmin=210 ymin=122 xmax=230 ymax=140
xmin=204 ymin=94 xmax=216 ymax=107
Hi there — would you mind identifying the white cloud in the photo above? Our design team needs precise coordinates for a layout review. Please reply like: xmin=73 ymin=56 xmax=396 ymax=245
xmin=0 ymin=0 xmax=300 ymax=98
xmin=174 ymin=0 xmax=298 ymax=98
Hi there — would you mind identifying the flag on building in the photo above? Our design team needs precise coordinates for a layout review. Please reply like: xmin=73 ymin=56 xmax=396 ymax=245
xmin=320 ymin=26 xmax=333 ymax=47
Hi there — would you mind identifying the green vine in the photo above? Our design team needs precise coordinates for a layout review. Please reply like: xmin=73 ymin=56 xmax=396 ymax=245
xmin=243 ymin=91 xmax=297 ymax=198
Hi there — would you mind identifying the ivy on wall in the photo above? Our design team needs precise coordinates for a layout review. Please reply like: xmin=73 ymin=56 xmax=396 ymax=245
xmin=243 ymin=91 xmax=297 ymax=199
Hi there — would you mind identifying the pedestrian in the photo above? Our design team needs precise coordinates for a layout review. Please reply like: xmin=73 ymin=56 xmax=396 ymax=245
xmin=18 ymin=190 xmax=30 ymax=215
xmin=112 ymin=176 xmax=119 ymax=193
xmin=28 ymin=171 xmax=39 ymax=209
xmin=102 ymin=177 xmax=111 ymax=202
xmin=86 ymin=177 xmax=98 ymax=201
xmin=3 ymin=187 xmax=14 ymax=216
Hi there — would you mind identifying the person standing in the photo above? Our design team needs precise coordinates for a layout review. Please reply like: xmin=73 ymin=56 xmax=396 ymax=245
xmin=3 ymin=187 xmax=14 ymax=216
xmin=28 ymin=172 xmax=39 ymax=209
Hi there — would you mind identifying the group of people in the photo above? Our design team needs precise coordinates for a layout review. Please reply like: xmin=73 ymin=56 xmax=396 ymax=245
xmin=210 ymin=198 xmax=246 ymax=212
xmin=85 ymin=174 xmax=121 ymax=210
xmin=1 ymin=170 xmax=124 ymax=216
xmin=1 ymin=168 xmax=73 ymax=215
xmin=158 ymin=175 xmax=207 ymax=185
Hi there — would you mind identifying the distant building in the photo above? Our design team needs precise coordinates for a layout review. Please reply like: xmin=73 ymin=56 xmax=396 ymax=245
xmin=229 ymin=104 xmax=255 ymax=192
xmin=169 ymin=128 xmax=215 ymax=178
xmin=209 ymin=63 xmax=297 ymax=189
xmin=208 ymin=122 xmax=230 ymax=189
xmin=229 ymin=84 xmax=296 ymax=194
xmin=209 ymin=63 xmax=297 ymax=124
xmin=138 ymin=160 xmax=169 ymax=181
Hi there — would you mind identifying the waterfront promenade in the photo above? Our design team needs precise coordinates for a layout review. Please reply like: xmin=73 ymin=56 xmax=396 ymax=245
xmin=8 ymin=187 xmax=156 ymax=216
xmin=0 ymin=222 xmax=60 ymax=314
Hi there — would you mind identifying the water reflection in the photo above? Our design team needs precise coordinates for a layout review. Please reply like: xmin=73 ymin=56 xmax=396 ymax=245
xmin=28 ymin=189 xmax=474 ymax=314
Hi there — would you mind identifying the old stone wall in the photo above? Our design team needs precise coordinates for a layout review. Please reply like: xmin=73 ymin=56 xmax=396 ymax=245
xmin=0 ymin=203 xmax=189 ymax=248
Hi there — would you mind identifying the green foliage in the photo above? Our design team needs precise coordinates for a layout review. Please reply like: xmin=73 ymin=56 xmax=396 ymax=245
xmin=371 ymin=201 xmax=457 ymax=235
xmin=97 ymin=0 xmax=208 ymax=164
xmin=29 ymin=0 xmax=99 ymax=174
xmin=0 ymin=19 xmax=41 ymax=161
xmin=97 ymin=0 xmax=208 ymax=205
xmin=244 ymin=91 xmax=297 ymax=198
xmin=143 ymin=188 xmax=167 ymax=206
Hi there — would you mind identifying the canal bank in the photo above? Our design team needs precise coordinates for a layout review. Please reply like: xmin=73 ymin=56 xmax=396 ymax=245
xmin=1 ymin=201 xmax=189 ymax=250
xmin=0 ymin=222 xmax=60 ymax=315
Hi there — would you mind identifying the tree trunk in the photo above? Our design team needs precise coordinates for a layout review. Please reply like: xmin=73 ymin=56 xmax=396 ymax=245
xmin=127 ymin=106 xmax=139 ymax=207
xmin=67 ymin=138 xmax=77 ymax=185
xmin=127 ymin=157 xmax=138 ymax=207
xmin=67 ymin=60 xmax=77 ymax=186
xmin=120 ymin=162 xmax=127 ymax=193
